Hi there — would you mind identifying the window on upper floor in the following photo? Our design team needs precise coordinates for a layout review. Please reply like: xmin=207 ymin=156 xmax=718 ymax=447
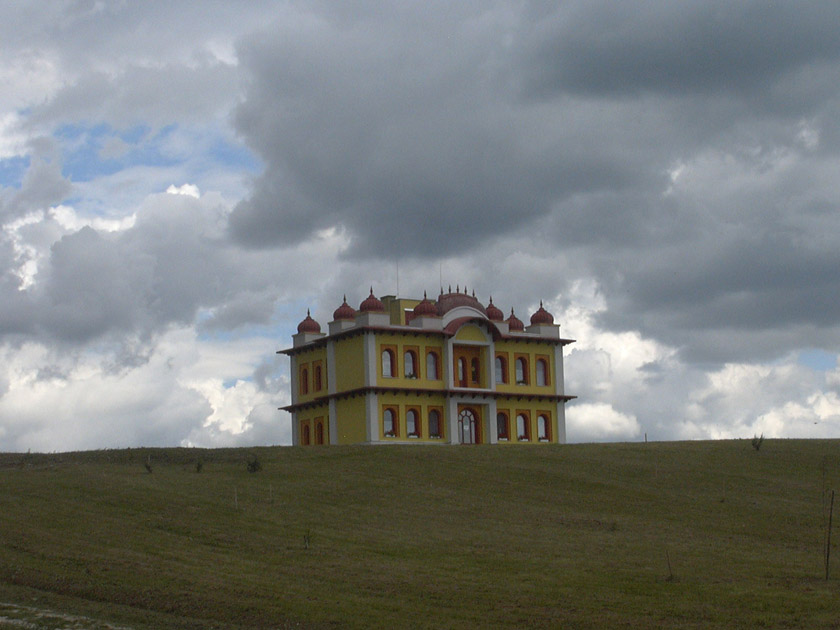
xmin=497 ymin=412 xmax=509 ymax=441
xmin=471 ymin=358 xmax=480 ymax=385
xmin=495 ymin=355 xmax=507 ymax=384
xmin=407 ymin=409 xmax=420 ymax=437
xmin=426 ymin=351 xmax=439 ymax=380
xmin=429 ymin=409 xmax=442 ymax=438
xmin=382 ymin=349 xmax=396 ymax=378
xmin=538 ymin=414 xmax=550 ymax=442
xmin=516 ymin=413 xmax=530 ymax=441
xmin=383 ymin=408 xmax=398 ymax=437
xmin=457 ymin=357 xmax=467 ymax=387
xmin=314 ymin=365 xmax=323 ymax=390
xmin=404 ymin=350 xmax=417 ymax=378
xmin=515 ymin=357 xmax=529 ymax=385
xmin=300 ymin=367 xmax=309 ymax=394
xmin=536 ymin=358 xmax=548 ymax=387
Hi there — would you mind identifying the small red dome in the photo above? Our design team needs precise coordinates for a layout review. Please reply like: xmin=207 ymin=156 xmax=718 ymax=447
xmin=359 ymin=288 xmax=385 ymax=312
xmin=413 ymin=292 xmax=438 ymax=317
xmin=486 ymin=297 xmax=504 ymax=322
xmin=530 ymin=301 xmax=554 ymax=325
xmin=506 ymin=308 xmax=524 ymax=331
xmin=333 ymin=295 xmax=356 ymax=321
xmin=297 ymin=310 xmax=321 ymax=333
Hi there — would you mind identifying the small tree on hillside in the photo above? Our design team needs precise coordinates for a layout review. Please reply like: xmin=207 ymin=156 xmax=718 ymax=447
xmin=752 ymin=433 xmax=765 ymax=451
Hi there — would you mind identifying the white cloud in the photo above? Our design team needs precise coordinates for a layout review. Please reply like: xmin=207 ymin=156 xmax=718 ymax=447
xmin=567 ymin=402 xmax=641 ymax=442
xmin=166 ymin=183 xmax=200 ymax=198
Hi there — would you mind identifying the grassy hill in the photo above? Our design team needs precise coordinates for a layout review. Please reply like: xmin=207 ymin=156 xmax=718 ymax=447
xmin=1 ymin=440 xmax=840 ymax=629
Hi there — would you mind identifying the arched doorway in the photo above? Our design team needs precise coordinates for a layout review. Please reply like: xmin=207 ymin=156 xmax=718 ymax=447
xmin=458 ymin=406 xmax=481 ymax=444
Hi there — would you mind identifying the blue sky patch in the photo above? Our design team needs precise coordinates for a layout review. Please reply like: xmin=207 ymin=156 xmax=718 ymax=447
xmin=0 ymin=155 xmax=31 ymax=189
xmin=56 ymin=123 xmax=180 ymax=182
xmin=797 ymin=349 xmax=837 ymax=371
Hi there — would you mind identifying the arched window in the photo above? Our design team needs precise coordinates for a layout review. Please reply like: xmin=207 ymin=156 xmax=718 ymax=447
xmin=383 ymin=408 xmax=397 ymax=437
xmin=426 ymin=352 xmax=439 ymax=380
xmin=495 ymin=356 xmax=507 ymax=384
xmin=429 ymin=410 xmax=441 ymax=438
xmin=404 ymin=351 xmax=417 ymax=378
xmin=497 ymin=412 xmax=509 ymax=440
xmin=300 ymin=367 xmax=309 ymax=394
xmin=538 ymin=414 xmax=550 ymax=441
xmin=407 ymin=409 xmax=419 ymax=437
xmin=515 ymin=358 xmax=528 ymax=385
xmin=516 ymin=413 xmax=529 ymax=441
xmin=457 ymin=358 xmax=467 ymax=387
xmin=314 ymin=365 xmax=322 ymax=390
xmin=301 ymin=423 xmax=310 ymax=445
xmin=315 ymin=420 xmax=324 ymax=445
xmin=471 ymin=358 xmax=480 ymax=385
xmin=536 ymin=359 xmax=548 ymax=387
xmin=382 ymin=349 xmax=395 ymax=377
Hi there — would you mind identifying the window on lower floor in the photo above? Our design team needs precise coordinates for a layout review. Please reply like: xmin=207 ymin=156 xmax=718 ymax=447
xmin=383 ymin=408 xmax=398 ymax=437
xmin=538 ymin=414 xmax=550 ymax=441
xmin=516 ymin=413 xmax=530 ymax=441
xmin=301 ymin=422 xmax=311 ymax=445
xmin=429 ymin=409 xmax=442 ymax=438
xmin=315 ymin=419 xmax=324 ymax=445
xmin=407 ymin=409 xmax=420 ymax=437
xmin=497 ymin=412 xmax=509 ymax=440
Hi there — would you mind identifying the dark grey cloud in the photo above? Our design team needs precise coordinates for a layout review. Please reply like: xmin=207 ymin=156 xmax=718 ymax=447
xmin=227 ymin=1 xmax=840 ymax=365
xmin=522 ymin=1 xmax=840 ymax=99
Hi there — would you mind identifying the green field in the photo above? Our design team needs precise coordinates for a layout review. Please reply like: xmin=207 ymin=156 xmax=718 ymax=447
xmin=1 ymin=440 xmax=840 ymax=629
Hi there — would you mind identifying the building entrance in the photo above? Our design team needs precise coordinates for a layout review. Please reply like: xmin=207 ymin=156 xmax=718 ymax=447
xmin=458 ymin=406 xmax=481 ymax=444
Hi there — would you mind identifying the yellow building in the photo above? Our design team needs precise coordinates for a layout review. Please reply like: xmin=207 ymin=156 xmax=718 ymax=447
xmin=280 ymin=288 xmax=575 ymax=445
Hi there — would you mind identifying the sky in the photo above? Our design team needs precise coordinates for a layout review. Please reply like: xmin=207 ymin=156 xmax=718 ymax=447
xmin=2 ymin=1 xmax=840 ymax=451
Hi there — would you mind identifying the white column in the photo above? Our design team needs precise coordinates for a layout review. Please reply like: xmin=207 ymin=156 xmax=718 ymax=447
xmin=366 ymin=391 xmax=379 ymax=443
xmin=364 ymin=332 xmax=377 ymax=387
xmin=328 ymin=398 xmax=338 ymax=445
xmin=553 ymin=344 xmax=565 ymax=396
xmin=555 ymin=401 xmax=567 ymax=444
xmin=487 ymin=400 xmax=498 ymax=444
xmin=447 ymin=396 xmax=459 ymax=444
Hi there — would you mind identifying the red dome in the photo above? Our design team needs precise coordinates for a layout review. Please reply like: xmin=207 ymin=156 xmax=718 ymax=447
xmin=530 ymin=301 xmax=554 ymax=325
xmin=333 ymin=295 xmax=356 ymax=321
xmin=435 ymin=289 xmax=487 ymax=317
xmin=486 ymin=297 xmax=504 ymax=321
xmin=413 ymin=292 xmax=438 ymax=317
xmin=297 ymin=310 xmax=321 ymax=333
xmin=506 ymin=308 xmax=524 ymax=331
xmin=359 ymin=288 xmax=385 ymax=312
